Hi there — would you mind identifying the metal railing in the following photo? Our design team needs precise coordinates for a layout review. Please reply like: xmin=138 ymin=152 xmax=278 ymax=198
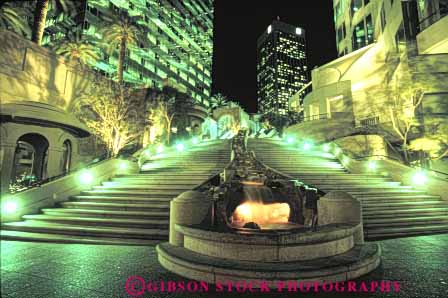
xmin=303 ymin=113 xmax=329 ymax=122
xmin=419 ymin=7 xmax=448 ymax=31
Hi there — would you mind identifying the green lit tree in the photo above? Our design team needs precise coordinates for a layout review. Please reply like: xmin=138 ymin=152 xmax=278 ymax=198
xmin=210 ymin=93 xmax=229 ymax=109
xmin=0 ymin=2 xmax=31 ymax=38
xmin=53 ymin=34 xmax=100 ymax=66
xmin=101 ymin=14 xmax=141 ymax=86
xmin=31 ymin=0 xmax=74 ymax=45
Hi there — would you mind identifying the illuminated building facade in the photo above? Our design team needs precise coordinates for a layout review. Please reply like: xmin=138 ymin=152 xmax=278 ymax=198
xmin=298 ymin=0 xmax=447 ymax=168
xmin=43 ymin=0 xmax=214 ymax=106
xmin=333 ymin=0 xmax=447 ymax=57
xmin=257 ymin=20 xmax=309 ymax=117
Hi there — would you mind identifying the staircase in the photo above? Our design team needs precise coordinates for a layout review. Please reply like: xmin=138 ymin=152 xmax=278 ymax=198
xmin=249 ymin=138 xmax=448 ymax=240
xmin=1 ymin=140 xmax=230 ymax=245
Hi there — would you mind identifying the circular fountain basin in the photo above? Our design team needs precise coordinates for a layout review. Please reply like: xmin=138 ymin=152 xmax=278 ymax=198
xmin=176 ymin=223 xmax=359 ymax=262
xmin=157 ymin=222 xmax=381 ymax=286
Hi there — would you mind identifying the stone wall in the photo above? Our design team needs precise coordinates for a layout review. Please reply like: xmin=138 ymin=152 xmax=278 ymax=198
xmin=0 ymin=29 xmax=110 ymax=110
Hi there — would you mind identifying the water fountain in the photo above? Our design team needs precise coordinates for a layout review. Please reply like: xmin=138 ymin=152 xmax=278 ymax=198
xmin=157 ymin=130 xmax=381 ymax=287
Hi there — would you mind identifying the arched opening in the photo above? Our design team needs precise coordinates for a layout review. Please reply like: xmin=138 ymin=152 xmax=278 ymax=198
xmin=10 ymin=133 xmax=49 ymax=190
xmin=61 ymin=139 xmax=72 ymax=175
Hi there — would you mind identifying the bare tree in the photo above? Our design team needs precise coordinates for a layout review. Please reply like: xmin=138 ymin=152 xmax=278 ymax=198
xmin=388 ymin=85 xmax=425 ymax=163
xmin=75 ymin=79 xmax=140 ymax=157
xmin=147 ymin=95 xmax=176 ymax=145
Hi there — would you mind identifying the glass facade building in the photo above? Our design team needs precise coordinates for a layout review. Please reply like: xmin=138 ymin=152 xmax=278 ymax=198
xmin=43 ymin=0 xmax=213 ymax=106
xmin=256 ymin=21 xmax=309 ymax=116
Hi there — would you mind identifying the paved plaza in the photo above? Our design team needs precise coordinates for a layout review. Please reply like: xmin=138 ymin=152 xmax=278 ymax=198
xmin=1 ymin=234 xmax=447 ymax=298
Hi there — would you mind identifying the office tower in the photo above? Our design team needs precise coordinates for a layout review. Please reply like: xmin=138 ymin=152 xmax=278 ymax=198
xmin=43 ymin=0 xmax=214 ymax=106
xmin=257 ymin=20 xmax=309 ymax=117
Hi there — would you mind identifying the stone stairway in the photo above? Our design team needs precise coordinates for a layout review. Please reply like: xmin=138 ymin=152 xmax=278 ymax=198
xmin=1 ymin=140 xmax=230 ymax=245
xmin=248 ymin=138 xmax=448 ymax=240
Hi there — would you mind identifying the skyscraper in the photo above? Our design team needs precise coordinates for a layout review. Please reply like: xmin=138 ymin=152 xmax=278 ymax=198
xmin=43 ymin=0 xmax=214 ymax=106
xmin=257 ymin=20 xmax=309 ymax=117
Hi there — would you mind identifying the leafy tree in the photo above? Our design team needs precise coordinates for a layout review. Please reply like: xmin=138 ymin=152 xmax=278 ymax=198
xmin=101 ymin=13 xmax=140 ymax=86
xmin=0 ymin=2 xmax=31 ymax=38
xmin=31 ymin=0 xmax=74 ymax=45
xmin=53 ymin=33 xmax=100 ymax=66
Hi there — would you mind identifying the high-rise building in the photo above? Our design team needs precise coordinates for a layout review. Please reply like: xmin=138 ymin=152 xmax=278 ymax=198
xmin=333 ymin=0 xmax=447 ymax=57
xmin=300 ymin=0 xmax=447 ymax=140
xmin=43 ymin=0 xmax=214 ymax=106
xmin=257 ymin=20 xmax=309 ymax=117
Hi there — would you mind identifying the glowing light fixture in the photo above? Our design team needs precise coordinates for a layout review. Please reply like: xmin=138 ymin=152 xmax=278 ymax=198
xmin=368 ymin=161 xmax=377 ymax=171
xmin=267 ymin=25 xmax=272 ymax=34
xmin=79 ymin=171 xmax=93 ymax=185
xmin=323 ymin=144 xmax=330 ymax=152
xmin=143 ymin=149 xmax=152 ymax=158
xmin=176 ymin=143 xmax=185 ymax=152
xmin=303 ymin=142 xmax=312 ymax=150
xmin=296 ymin=27 xmax=302 ymax=35
xmin=192 ymin=137 xmax=199 ymax=145
xmin=342 ymin=156 xmax=350 ymax=165
xmin=412 ymin=171 xmax=427 ymax=186
xmin=156 ymin=145 xmax=164 ymax=154
xmin=118 ymin=161 xmax=128 ymax=171
xmin=286 ymin=137 xmax=295 ymax=144
xmin=3 ymin=201 xmax=17 ymax=214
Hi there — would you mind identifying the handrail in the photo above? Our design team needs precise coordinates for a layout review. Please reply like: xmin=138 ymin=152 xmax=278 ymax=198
xmin=418 ymin=8 xmax=448 ymax=30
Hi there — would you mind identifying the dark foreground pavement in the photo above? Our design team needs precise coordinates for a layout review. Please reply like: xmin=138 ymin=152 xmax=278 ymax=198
xmin=1 ymin=234 xmax=447 ymax=298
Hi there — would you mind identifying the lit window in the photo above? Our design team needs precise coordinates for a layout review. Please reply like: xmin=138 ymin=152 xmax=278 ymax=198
xmin=296 ymin=27 xmax=302 ymax=35
xmin=267 ymin=25 xmax=272 ymax=34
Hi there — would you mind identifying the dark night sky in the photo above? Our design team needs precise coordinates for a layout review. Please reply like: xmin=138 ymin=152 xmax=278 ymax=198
xmin=211 ymin=0 xmax=338 ymax=113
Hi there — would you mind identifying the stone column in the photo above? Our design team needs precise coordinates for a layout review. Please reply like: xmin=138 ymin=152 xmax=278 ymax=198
xmin=0 ymin=145 xmax=16 ymax=193
xmin=318 ymin=191 xmax=364 ymax=244
xmin=169 ymin=190 xmax=211 ymax=246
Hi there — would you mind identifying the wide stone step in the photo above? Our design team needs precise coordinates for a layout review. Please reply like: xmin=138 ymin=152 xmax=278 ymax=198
xmin=260 ymin=160 xmax=341 ymax=165
xmin=61 ymin=201 xmax=170 ymax=211
xmin=136 ymin=168 xmax=221 ymax=173
xmin=365 ymin=224 xmax=448 ymax=239
xmin=124 ymin=173 xmax=215 ymax=178
xmin=297 ymin=174 xmax=384 ymax=178
xmin=103 ymin=181 xmax=201 ymax=187
xmin=111 ymin=176 xmax=207 ymax=182
xmin=301 ymin=178 xmax=389 ymax=183
xmin=1 ymin=221 xmax=169 ymax=239
xmin=304 ymin=181 xmax=399 ymax=187
xmin=364 ymin=216 xmax=448 ymax=227
xmin=157 ymin=242 xmax=381 ymax=283
xmin=357 ymin=195 xmax=442 ymax=202
xmin=360 ymin=198 xmax=443 ymax=204
xmin=93 ymin=185 xmax=193 ymax=191
xmin=319 ymin=185 xmax=411 ymax=191
xmin=42 ymin=208 xmax=169 ymax=219
xmin=21 ymin=215 xmax=170 ymax=228
xmin=348 ymin=190 xmax=426 ymax=196
xmin=282 ymin=171 xmax=348 ymax=176
xmin=363 ymin=207 xmax=448 ymax=218
xmin=361 ymin=201 xmax=447 ymax=208
xmin=0 ymin=230 xmax=162 ymax=245
xmin=71 ymin=195 xmax=172 ymax=204
xmin=80 ymin=190 xmax=182 ymax=197
xmin=266 ymin=165 xmax=345 ymax=170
